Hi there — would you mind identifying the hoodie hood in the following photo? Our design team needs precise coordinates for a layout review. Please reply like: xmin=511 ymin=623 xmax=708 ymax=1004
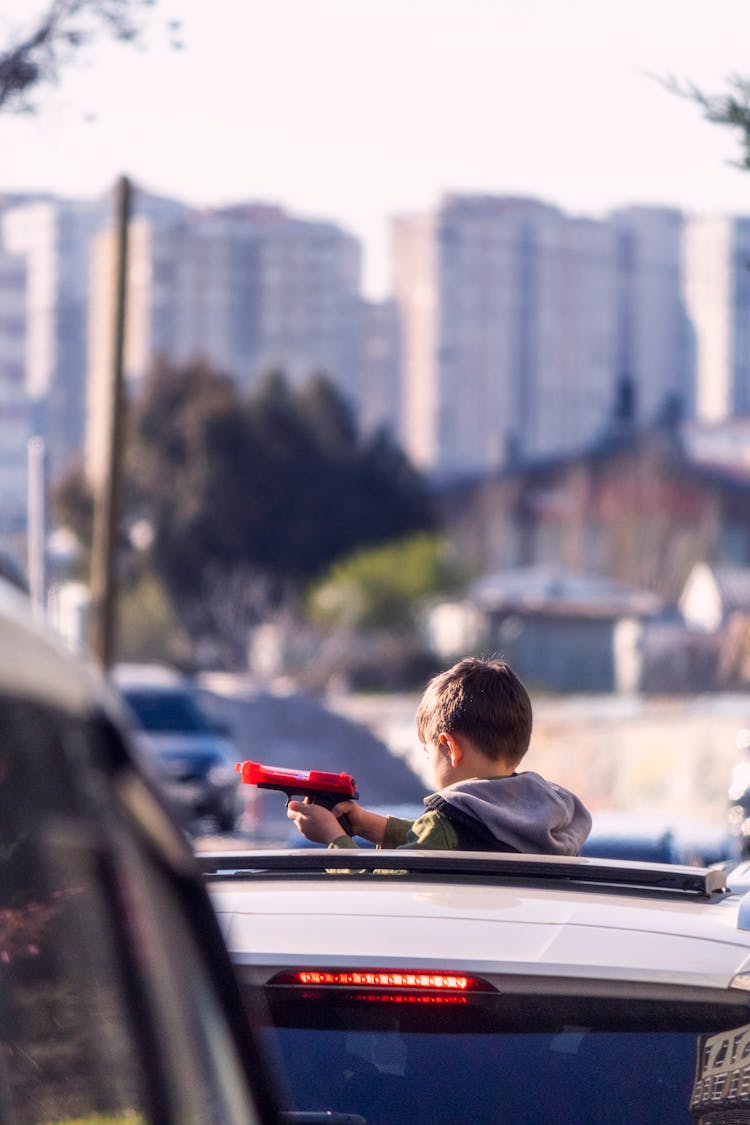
xmin=432 ymin=772 xmax=592 ymax=856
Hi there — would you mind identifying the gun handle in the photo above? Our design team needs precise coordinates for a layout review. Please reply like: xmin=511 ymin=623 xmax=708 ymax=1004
xmin=308 ymin=793 xmax=355 ymax=837
xmin=336 ymin=810 xmax=354 ymax=837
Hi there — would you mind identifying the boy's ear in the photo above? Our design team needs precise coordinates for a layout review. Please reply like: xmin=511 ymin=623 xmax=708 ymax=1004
xmin=440 ymin=732 xmax=463 ymax=766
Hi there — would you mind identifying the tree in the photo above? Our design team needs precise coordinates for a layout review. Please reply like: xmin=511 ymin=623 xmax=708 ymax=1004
xmin=661 ymin=73 xmax=750 ymax=169
xmin=307 ymin=532 xmax=463 ymax=633
xmin=122 ymin=361 xmax=436 ymax=662
xmin=0 ymin=0 xmax=179 ymax=113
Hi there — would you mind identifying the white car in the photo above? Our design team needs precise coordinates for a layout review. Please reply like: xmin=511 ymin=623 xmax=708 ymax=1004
xmin=202 ymin=847 xmax=750 ymax=1124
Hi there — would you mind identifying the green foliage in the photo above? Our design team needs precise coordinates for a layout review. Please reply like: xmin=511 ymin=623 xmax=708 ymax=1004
xmin=116 ymin=570 xmax=183 ymax=663
xmin=128 ymin=362 xmax=436 ymax=646
xmin=51 ymin=462 xmax=94 ymax=577
xmin=661 ymin=72 xmax=750 ymax=169
xmin=49 ymin=361 xmax=436 ymax=663
xmin=307 ymin=533 xmax=463 ymax=632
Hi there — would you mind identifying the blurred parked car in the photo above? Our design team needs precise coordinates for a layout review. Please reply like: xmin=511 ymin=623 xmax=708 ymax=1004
xmin=581 ymin=810 xmax=734 ymax=866
xmin=112 ymin=662 xmax=242 ymax=832
xmin=0 ymin=575 xmax=284 ymax=1122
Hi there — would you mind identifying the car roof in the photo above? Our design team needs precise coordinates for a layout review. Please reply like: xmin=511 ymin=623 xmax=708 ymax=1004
xmin=0 ymin=573 xmax=113 ymax=716
xmin=203 ymin=850 xmax=750 ymax=994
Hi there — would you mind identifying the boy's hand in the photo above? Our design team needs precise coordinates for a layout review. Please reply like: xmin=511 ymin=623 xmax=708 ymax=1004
xmin=330 ymin=801 xmax=387 ymax=846
xmin=287 ymin=798 xmax=347 ymax=845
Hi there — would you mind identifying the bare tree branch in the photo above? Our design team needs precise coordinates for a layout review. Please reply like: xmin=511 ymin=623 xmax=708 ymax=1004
xmin=0 ymin=0 xmax=180 ymax=113
xmin=657 ymin=71 xmax=750 ymax=170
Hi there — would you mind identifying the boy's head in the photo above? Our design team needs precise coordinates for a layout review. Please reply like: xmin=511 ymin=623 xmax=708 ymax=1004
xmin=416 ymin=657 xmax=532 ymax=768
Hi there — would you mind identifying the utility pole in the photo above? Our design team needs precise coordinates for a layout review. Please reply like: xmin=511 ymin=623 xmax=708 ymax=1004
xmin=89 ymin=175 xmax=131 ymax=671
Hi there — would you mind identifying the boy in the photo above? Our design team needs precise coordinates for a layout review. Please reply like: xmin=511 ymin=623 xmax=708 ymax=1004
xmin=287 ymin=656 xmax=592 ymax=854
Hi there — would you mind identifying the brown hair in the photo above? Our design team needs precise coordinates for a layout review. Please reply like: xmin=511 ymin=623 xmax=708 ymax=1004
xmin=416 ymin=657 xmax=532 ymax=765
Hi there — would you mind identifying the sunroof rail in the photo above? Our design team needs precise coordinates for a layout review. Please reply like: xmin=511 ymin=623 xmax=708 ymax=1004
xmin=197 ymin=849 xmax=728 ymax=899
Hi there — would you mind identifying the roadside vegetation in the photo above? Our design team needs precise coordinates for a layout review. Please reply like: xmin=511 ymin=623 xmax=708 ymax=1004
xmin=53 ymin=362 xmax=448 ymax=671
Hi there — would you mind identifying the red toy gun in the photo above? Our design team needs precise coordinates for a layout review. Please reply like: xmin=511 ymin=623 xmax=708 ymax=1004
xmin=236 ymin=760 xmax=359 ymax=836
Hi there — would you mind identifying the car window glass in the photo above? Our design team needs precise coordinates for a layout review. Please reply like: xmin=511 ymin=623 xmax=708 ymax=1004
xmin=0 ymin=698 xmax=151 ymax=1124
xmin=255 ymin=989 xmax=750 ymax=1125
xmin=123 ymin=689 xmax=210 ymax=732
xmin=111 ymin=808 xmax=263 ymax=1125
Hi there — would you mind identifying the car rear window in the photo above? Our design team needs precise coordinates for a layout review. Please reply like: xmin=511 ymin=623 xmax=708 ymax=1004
xmin=249 ymin=987 xmax=750 ymax=1125
xmin=124 ymin=689 xmax=211 ymax=733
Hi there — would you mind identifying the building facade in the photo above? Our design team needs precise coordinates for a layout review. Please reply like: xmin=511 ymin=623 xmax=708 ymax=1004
xmin=393 ymin=195 xmax=624 ymax=476
xmin=682 ymin=214 xmax=750 ymax=422
xmin=393 ymin=196 xmax=696 ymax=479
xmin=438 ymin=430 xmax=750 ymax=603
xmin=1 ymin=197 xmax=108 ymax=481
xmin=358 ymin=297 xmax=401 ymax=437
xmin=87 ymin=201 xmax=363 ymax=481
xmin=0 ymin=249 xmax=30 ymax=534
xmin=612 ymin=207 xmax=690 ymax=424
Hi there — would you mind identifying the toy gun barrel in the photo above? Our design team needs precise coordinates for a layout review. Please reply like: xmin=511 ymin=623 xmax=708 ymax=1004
xmin=235 ymin=760 xmax=359 ymax=835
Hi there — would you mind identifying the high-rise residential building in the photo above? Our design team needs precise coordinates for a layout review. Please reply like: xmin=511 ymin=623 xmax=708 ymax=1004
xmin=525 ymin=215 xmax=619 ymax=459
xmin=0 ymin=187 xmax=187 ymax=491
xmin=682 ymin=214 xmax=750 ymax=422
xmin=87 ymin=202 xmax=362 ymax=479
xmin=612 ymin=207 xmax=690 ymax=423
xmin=393 ymin=194 xmax=620 ymax=476
xmin=247 ymin=208 xmax=362 ymax=403
xmin=1 ymin=197 xmax=108 ymax=481
xmin=0 ymin=249 xmax=30 ymax=533
xmin=358 ymin=298 xmax=401 ymax=437
xmin=92 ymin=203 xmax=359 ymax=378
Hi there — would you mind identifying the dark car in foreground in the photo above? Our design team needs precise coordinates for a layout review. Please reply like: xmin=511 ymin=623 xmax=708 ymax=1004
xmin=0 ymin=576 xmax=285 ymax=1122
xmin=113 ymin=662 xmax=242 ymax=832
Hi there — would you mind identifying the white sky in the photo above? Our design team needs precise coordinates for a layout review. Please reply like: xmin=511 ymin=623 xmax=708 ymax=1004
xmin=2 ymin=0 xmax=750 ymax=297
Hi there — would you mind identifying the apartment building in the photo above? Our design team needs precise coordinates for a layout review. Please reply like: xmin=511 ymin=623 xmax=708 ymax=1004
xmin=612 ymin=207 xmax=689 ymax=423
xmin=1 ymin=197 xmax=107 ymax=481
xmin=0 ymin=249 xmax=30 ymax=533
xmin=393 ymin=195 xmax=621 ymax=476
xmin=247 ymin=208 xmax=361 ymax=402
xmin=392 ymin=195 xmax=701 ymax=478
xmin=682 ymin=214 xmax=750 ymax=422
xmin=87 ymin=200 xmax=363 ymax=479
xmin=526 ymin=214 xmax=618 ymax=459
xmin=358 ymin=297 xmax=400 ymax=436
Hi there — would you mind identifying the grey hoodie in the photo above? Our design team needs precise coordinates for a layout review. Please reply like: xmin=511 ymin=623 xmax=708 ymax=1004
xmin=424 ymin=772 xmax=592 ymax=856
xmin=330 ymin=770 xmax=592 ymax=855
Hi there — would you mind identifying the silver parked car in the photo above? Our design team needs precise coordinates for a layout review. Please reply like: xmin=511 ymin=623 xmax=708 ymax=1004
xmin=113 ymin=663 xmax=242 ymax=832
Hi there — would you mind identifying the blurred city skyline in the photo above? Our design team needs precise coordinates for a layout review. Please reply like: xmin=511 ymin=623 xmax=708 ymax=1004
xmin=2 ymin=0 xmax=750 ymax=298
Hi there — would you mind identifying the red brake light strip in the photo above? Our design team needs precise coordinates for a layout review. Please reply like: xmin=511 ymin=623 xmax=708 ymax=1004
xmin=282 ymin=970 xmax=476 ymax=991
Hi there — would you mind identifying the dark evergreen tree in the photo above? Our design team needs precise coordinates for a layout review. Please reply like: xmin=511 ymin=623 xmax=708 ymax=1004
xmin=121 ymin=361 xmax=434 ymax=643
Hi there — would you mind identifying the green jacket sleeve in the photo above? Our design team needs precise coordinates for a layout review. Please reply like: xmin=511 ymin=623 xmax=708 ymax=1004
xmin=384 ymin=810 xmax=459 ymax=850
xmin=328 ymin=811 xmax=459 ymax=850
xmin=328 ymin=833 xmax=360 ymax=849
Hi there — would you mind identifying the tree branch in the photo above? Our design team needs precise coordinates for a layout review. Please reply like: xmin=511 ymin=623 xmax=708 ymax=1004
xmin=657 ymin=71 xmax=750 ymax=170
xmin=0 ymin=0 xmax=169 ymax=113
